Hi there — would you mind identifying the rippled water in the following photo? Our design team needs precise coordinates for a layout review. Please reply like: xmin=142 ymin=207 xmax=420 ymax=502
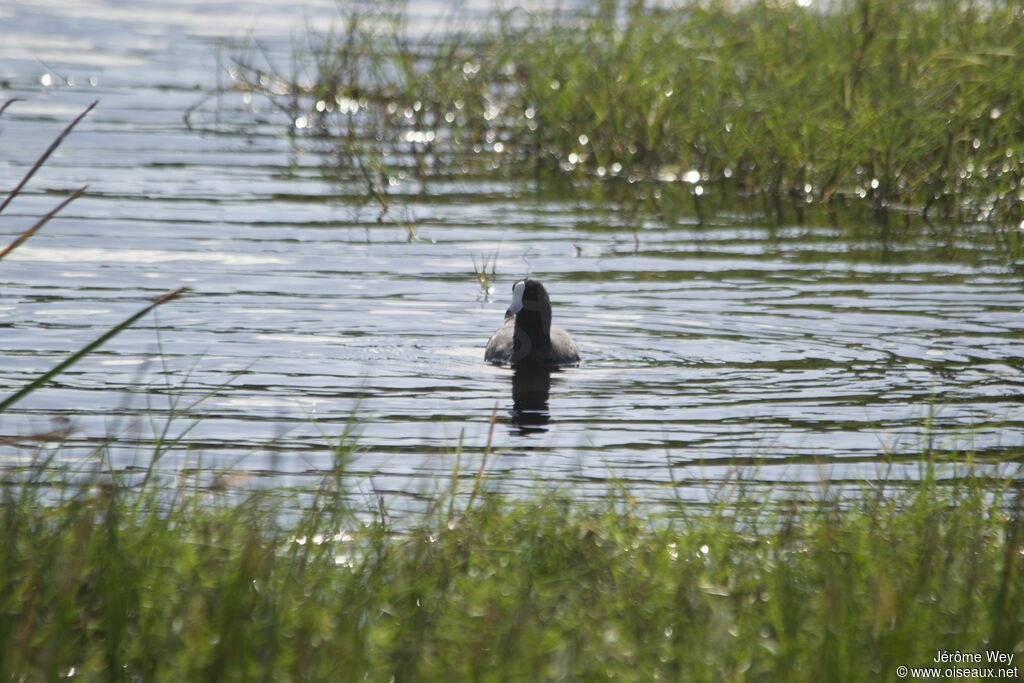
xmin=2 ymin=0 xmax=1022 ymax=505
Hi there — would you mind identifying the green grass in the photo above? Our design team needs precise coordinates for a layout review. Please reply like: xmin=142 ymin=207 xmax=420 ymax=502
xmin=229 ymin=0 xmax=1024 ymax=252
xmin=2 ymin=440 xmax=1022 ymax=680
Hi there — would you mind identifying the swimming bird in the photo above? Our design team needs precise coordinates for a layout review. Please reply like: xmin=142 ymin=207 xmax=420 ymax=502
xmin=485 ymin=279 xmax=579 ymax=366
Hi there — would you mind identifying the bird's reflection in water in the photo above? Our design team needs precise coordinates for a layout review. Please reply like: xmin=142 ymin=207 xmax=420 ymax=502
xmin=510 ymin=366 xmax=552 ymax=435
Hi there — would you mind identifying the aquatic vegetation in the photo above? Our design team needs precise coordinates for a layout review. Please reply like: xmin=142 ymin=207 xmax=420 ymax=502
xmin=472 ymin=251 xmax=498 ymax=297
xmin=227 ymin=0 xmax=1024 ymax=249
xmin=1 ymin=441 xmax=1021 ymax=679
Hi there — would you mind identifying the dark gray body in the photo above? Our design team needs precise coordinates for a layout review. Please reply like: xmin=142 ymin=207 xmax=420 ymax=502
xmin=484 ymin=317 xmax=579 ymax=365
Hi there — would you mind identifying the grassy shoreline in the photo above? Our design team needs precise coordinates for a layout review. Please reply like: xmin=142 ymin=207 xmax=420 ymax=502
xmin=229 ymin=0 xmax=1023 ymax=251
xmin=3 ymin=447 xmax=1022 ymax=680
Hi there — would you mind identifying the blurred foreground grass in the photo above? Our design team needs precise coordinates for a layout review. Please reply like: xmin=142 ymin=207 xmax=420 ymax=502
xmin=229 ymin=0 xmax=1023 ymax=256
xmin=2 ymin=443 xmax=1022 ymax=680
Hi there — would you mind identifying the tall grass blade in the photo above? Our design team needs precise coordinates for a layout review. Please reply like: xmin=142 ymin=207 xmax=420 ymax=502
xmin=0 ymin=98 xmax=23 ymax=118
xmin=0 ymin=186 xmax=86 ymax=262
xmin=0 ymin=100 xmax=96 ymax=215
xmin=0 ymin=286 xmax=191 ymax=414
xmin=460 ymin=404 xmax=497 ymax=521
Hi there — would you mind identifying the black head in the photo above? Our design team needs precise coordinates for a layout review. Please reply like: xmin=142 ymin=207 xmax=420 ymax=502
xmin=507 ymin=279 xmax=553 ymax=363
xmin=506 ymin=279 xmax=552 ymax=331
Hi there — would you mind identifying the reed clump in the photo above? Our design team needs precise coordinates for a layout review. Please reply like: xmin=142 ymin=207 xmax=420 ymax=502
xmin=229 ymin=0 xmax=1024 ymax=243
xmin=2 ymin=445 xmax=1022 ymax=680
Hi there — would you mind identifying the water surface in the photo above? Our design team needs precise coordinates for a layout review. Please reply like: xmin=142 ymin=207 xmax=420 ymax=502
xmin=2 ymin=0 xmax=1022 ymax=506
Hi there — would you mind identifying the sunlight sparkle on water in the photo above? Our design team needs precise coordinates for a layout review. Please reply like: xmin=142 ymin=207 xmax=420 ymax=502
xmin=9 ymin=247 xmax=293 ymax=266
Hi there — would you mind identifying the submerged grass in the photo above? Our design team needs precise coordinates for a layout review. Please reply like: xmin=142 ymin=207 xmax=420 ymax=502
xmin=229 ymin=0 xmax=1024 ymax=253
xmin=2 ymin=440 xmax=1022 ymax=680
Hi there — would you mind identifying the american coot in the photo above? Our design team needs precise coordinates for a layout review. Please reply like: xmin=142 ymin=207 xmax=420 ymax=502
xmin=485 ymin=279 xmax=579 ymax=366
